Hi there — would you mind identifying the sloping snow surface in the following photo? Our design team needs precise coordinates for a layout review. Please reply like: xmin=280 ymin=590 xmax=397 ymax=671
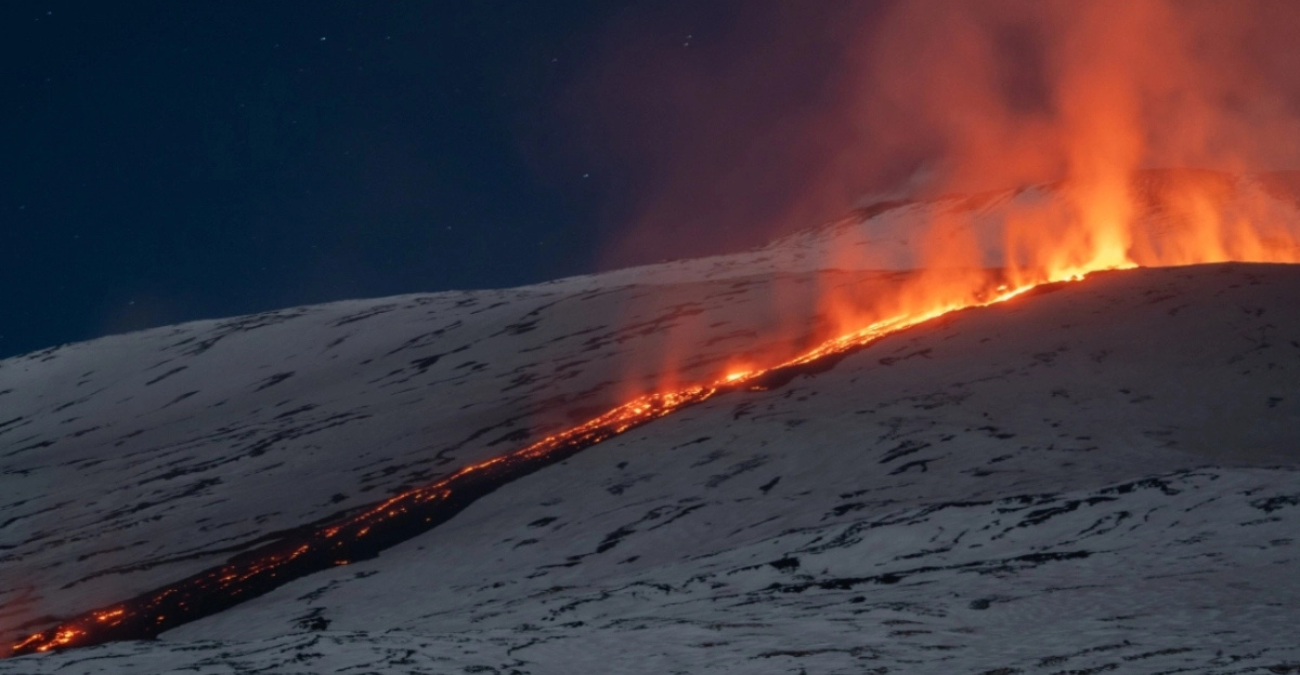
xmin=2 ymin=190 xmax=1300 ymax=673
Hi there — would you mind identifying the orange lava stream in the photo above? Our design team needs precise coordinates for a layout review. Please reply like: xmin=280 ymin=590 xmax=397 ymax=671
xmin=15 ymin=170 xmax=1300 ymax=656
xmin=331 ymin=271 xmax=1091 ymax=549
xmin=10 ymin=261 xmax=1092 ymax=658
xmin=20 ymin=0 xmax=1300 ymax=656
xmin=9 ymin=263 xmax=1090 ymax=657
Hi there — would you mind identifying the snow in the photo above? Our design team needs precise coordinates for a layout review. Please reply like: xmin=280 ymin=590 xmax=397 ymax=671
xmin=2 ymin=187 xmax=1300 ymax=673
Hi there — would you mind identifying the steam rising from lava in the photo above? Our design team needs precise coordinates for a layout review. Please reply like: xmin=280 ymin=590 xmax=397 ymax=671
xmin=567 ymin=0 xmax=1300 ymax=393
xmin=569 ymin=0 xmax=1300 ymax=261
xmin=12 ymin=1 xmax=1300 ymax=658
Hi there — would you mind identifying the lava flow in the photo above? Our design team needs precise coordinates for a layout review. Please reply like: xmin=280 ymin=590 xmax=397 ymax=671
xmin=11 ymin=176 xmax=1300 ymax=660
xmin=9 ymin=264 xmax=1075 ymax=658
xmin=15 ymin=0 xmax=1300 ymax=654
xmin=11 ymin=198 xmax=1300 ymax=656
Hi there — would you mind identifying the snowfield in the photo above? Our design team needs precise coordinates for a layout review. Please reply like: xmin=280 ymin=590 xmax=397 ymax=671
xmin=3 ymin=183 xmax=1300 ymax=674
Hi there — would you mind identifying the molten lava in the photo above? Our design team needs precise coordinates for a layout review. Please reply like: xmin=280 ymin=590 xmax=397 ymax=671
xmin=12 ymin=2 xmax=1300 ymax=655
xmin=11 ymin=169 xmax=1300 ymax=659
xmin=8 ymin=258 xmax=1093 ymax=657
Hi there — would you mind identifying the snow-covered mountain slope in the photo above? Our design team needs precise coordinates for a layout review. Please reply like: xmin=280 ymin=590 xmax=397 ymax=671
xmin=3 ymin=180 xmax=1300 ymax=672
xmin=150 ymin=263 xmax=1300 ymax=673
xmin=0 ymin=268 xmax=911 ymax=645
xmin=3 ymin=262 xmax=1298 ymax=674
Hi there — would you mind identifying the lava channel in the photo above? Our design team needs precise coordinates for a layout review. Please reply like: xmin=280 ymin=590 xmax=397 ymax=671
xmin=9 ymin=275 xmax=1066 ymax=658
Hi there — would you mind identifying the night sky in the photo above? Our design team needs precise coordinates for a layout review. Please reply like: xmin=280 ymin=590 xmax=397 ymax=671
xmin=8 ymin=2 xmax=1300 ymax=361
xmin=7 ymin=1 xmax=840 ymax=359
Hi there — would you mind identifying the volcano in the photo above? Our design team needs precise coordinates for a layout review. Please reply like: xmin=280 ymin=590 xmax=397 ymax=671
xmin=2 ymin=174 xmax=1300 ymax=674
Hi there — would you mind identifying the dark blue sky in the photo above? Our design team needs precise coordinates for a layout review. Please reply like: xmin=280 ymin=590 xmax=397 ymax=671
xmin=2 ymin=1 xmax=880 ymax=359
xmin=0 ymin=1 xmax=632 ymax=357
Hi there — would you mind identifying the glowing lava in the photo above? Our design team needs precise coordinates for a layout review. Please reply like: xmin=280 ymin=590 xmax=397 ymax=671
xmin=11 ymin=173 xmax=1300 ymax=660
xmin=14 ymin=0 xmax=1300 ymax=658
xmin=10 ymin=173 xmax=1300 ymax=657
xmin=8 ymin=262 xmax=1092 ymax=658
